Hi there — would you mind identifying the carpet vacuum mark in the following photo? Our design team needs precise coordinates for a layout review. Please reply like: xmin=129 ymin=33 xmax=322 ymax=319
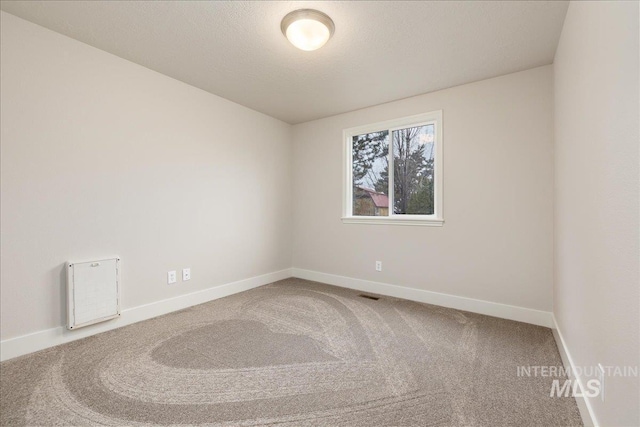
xmin=0 ymin=278 xmax=582 ymax=426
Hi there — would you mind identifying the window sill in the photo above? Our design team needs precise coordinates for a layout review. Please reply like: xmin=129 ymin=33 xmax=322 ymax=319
xmin=341 ymin=217 xmax=444 ymax=227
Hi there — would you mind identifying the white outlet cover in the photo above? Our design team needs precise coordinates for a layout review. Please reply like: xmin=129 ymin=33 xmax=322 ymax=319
xmin=182 ymin=268 xmax=191 ymax=281
xmin=167 ymin=270 xmax=177 ymax=284
xmin=375 ymin=261 xmax=382 ymax=272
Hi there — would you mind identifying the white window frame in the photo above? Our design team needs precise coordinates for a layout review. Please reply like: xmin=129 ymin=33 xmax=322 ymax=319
xmin=342 ymin=111 xmax=444 ymax=226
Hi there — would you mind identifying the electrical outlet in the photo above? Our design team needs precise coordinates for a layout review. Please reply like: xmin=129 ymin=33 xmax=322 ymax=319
xmin=598 ymin=363 xmax=605 ymax=402
xmin=375 ymin=261 xmax=382 ymax=272
xmin=182 ymin=268 xmax=191 ymax=281
xmin=167 ymin=270 xmax=177 ymax=284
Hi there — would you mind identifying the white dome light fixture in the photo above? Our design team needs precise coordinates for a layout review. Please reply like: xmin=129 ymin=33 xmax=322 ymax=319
xmin=281 ymin=9 xmax=335 ymax=51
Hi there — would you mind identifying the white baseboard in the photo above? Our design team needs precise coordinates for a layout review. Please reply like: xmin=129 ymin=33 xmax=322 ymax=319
xmin=292 ymin=268 xmax=553 ymax=328
xmin=1 ymin=266 xmax=595 ymax=426
xmin=551 ymin=315 xmax=598 ymax=427
xmin=0 ymin=268 xmax=293 ymax=362
xmin=1 ymin=268 xmax=553 ymax=361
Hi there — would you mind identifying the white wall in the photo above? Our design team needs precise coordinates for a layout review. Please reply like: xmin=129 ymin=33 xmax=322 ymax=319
xmin=553 ymin=2 xmax=640 ymax=426
xmin=292 ymin=66 xmax=554 ymax=312
xmin=0 ymin=12 xmax=292 ymax=341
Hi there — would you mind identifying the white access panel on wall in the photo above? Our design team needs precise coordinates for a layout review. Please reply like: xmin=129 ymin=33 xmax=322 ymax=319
xmin=67 ymin=257 xmax=120 ymax=330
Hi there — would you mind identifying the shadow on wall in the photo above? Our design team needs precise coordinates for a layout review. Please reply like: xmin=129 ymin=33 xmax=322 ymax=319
xmin=58 ymin=264 xmax=66 ymax=328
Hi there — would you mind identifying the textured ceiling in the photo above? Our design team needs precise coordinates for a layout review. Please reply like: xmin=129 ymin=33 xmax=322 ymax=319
xmin=0 ymin=1 xmax=568 ymax=124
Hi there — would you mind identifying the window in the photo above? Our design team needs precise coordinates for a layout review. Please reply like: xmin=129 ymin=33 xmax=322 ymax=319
xmin=342 ymin=111 xmax=443 ymax=226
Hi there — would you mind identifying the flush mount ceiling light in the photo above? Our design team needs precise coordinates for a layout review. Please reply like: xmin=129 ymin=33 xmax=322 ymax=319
xmin=281 ymin=9 xmax=335 ymax=51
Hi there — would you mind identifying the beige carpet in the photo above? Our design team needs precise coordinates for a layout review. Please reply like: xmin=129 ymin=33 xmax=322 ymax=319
xmin=0 ymin=278 xmax=582 ymax=426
